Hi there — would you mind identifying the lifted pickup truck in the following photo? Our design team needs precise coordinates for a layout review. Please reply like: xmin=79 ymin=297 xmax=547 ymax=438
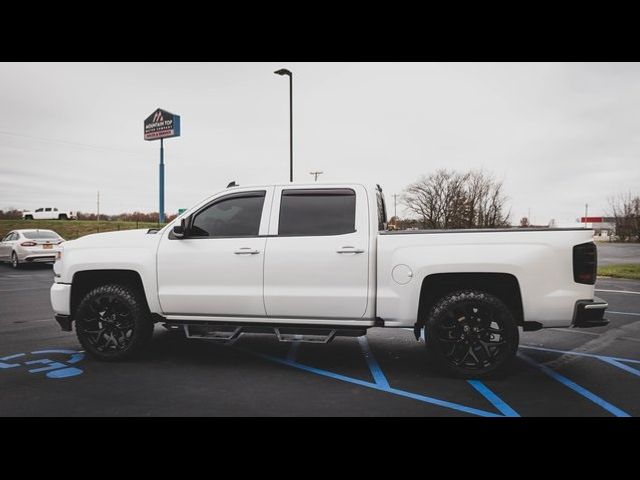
xmin=50 ymin=183 xmax=608 ymax=378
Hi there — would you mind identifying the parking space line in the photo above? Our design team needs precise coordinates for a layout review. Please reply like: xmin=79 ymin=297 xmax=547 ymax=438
xmin=520 ymin=344 xmax=640 ymax=364
xmin=608 ymin=311 xmax=640 ymax=317
xmin=518 ymin=353 xmax=631 ymax=417
xmin=553 ymin=328 xmax=600 ymax=336
xmin=598 ymin=358 xmax=640 ymax=377
xmin=234 ymin=346 xmax=502 ymax=417
xmin=358 ymin=336 xmax=390 ymax=388
xmin=467 ymin=380 xmax=519 ymax=417
xmin=595 ymin=289 xmax=640 ymax=295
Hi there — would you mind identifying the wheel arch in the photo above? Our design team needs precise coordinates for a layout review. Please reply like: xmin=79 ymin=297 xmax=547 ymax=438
xmin=417 ymin=272 xmax=524 ymax=328
xmin=70 ymin=269 xmax=150 ymax=318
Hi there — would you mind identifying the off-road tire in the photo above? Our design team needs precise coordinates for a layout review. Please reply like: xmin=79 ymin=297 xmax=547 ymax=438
xmin=424 ymin=290 xmax=519 ymax=379
xmin=75 ymin=284 xmax=153 ymax=361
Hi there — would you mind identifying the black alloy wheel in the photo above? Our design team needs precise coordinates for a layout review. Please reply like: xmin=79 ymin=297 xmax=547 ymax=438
xmin=425 ymin=290 xmax=519 ymax=378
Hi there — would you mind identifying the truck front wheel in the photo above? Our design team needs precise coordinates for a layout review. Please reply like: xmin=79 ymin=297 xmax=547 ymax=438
xmin=75 ymin=284 xmax=154 ymax=361
xmin=425 ymin=290 xmax=519 ymax=379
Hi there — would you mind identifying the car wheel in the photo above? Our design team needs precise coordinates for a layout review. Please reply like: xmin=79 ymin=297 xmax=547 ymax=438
xmin=75 ymin=284 xmax=154 ymax=361
xmin=58 ymin=214 xmax=67 ymax=220
xmin=24 ymin=215 xmax=33 ymax=220
xmin=11 ymin=252 xmax=20 ymax=269
xmin=424 ymin=290 xmax=519 ymax=379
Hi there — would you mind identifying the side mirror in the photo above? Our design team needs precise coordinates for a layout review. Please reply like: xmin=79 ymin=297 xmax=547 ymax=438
xmin=173 ymin=218 xmax=188 ymax=238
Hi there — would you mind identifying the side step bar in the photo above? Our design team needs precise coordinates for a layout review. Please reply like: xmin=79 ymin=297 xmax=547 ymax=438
xmin=176 ymin=323 xmax=367 ymax=344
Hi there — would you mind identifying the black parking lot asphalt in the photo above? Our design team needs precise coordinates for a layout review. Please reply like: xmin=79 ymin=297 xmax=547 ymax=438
xmin=1 ymin=264 xmax=639 ymax=417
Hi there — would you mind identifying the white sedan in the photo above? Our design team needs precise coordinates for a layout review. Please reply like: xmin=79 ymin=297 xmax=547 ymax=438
xmin=0 ymin=229 xmax=64 ymax=268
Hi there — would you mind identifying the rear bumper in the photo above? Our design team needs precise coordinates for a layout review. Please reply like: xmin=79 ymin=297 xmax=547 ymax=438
xmin=23 ymin=254 xmax=56 ymax=263
xmin=572 ymin=297 xmax=609 ymax=328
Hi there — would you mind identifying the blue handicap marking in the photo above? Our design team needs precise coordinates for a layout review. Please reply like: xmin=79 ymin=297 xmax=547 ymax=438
xmin=0 ymin=349 xmax=85 ymax=379
xmin=0 ymin=353 xmax=25 ymax=369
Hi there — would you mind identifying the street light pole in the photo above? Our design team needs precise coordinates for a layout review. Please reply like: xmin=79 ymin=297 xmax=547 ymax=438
xmin=274 ymin=68 xmax=293 ymax=182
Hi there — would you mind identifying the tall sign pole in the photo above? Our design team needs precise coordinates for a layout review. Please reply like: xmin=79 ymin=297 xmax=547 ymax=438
xmin=144 ymin=108 xmax=181 ymax=224
xmin=159 ymin=138 xmax=164 ymax=223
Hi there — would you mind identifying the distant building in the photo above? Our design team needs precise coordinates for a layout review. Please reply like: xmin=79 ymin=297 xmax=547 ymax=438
xmin=579 ymin=216 xmax=616 ymax=240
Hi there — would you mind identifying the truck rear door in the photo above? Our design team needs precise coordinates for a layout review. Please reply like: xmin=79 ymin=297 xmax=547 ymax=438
xmin=263 ymin=186 xmax=370 ymax=319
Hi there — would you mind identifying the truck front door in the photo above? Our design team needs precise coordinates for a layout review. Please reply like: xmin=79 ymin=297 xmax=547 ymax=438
xmin=157 ymin=188 xmax=272 ymax=317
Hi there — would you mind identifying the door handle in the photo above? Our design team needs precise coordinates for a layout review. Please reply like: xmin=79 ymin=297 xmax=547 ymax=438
xmin=234 ymin=247 xmax=260 ymax=255
xmin=336 ymin=246 xmax=365 ymax=254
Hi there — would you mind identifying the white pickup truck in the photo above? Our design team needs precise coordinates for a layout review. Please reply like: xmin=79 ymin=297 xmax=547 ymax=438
xmin=23 ymin=207 xmax=76 ymax=220
xmin=50 ymin=183 xmax=608 ymax=378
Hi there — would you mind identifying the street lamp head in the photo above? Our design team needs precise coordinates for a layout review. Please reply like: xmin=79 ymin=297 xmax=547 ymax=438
xmin=274 ymin=68 xmax=292 ymax=76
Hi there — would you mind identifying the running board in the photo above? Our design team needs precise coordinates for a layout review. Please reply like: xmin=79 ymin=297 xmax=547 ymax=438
xmin=178 ymin=323 xmax=366 ymax=344
xmin=275 ymin=328 xmax=336 ymax=344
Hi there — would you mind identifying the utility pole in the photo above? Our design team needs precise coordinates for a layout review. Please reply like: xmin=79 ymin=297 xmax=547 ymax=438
xmin=97 ymin=190 xmax=100 ymax=233
xmin=309 ymin=171 xmax=323 ymax=182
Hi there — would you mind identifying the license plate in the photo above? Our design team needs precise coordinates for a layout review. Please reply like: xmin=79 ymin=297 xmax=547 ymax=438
xmin=43 ymin=244 xmax=52 ymax=249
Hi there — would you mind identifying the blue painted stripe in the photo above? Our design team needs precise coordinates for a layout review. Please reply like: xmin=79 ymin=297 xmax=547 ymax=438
xmin=520 ymin=345 xmax=640 ymax=364
xmin=67 ymin=353 xmax=84 ymax=364
xmin=235 ymin=346 xmax=500 ymax=417
xmin=358 ymin=337 xmax=390 ymax=388
xmin=518 ymin=353 xmax=630 ymax=417
xmin=26 ymin=360 xmax=68 ymax=374
xmin=467 ymin=380 xmax=519 ymax=417
xmin=46 ymin=367 xmax=83 ymax=379
xmin=599 ymin=357 xmax=640 ymax=377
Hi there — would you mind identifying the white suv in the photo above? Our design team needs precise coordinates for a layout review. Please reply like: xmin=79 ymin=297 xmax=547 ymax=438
xmin=23 ymin=208 xmax=76 ymax=220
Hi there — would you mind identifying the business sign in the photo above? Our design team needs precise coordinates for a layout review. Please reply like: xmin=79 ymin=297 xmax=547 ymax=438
xmin=144 ymin=108 xmax=181 ymax=141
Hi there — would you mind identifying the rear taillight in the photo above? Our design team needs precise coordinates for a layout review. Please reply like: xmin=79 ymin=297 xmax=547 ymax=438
xmin=20 ymin=241 xmax=37 ymax=247
xmin=573 ymin=242 xmax=597 ymax=284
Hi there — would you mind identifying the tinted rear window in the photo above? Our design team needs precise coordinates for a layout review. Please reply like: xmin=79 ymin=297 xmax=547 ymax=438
xmin=279 ymin=189 xmax=356 ymax=236
xmin=23 ymin=231 xmax=60 ymax=239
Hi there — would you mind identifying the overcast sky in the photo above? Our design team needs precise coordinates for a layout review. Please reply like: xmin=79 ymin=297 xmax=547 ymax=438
xmin=1 ymin=62 xmax=639 ymax=225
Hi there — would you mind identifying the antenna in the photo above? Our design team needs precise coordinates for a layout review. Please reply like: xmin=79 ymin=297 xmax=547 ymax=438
xmin=227 ymin=181 xmax=238 ymax=188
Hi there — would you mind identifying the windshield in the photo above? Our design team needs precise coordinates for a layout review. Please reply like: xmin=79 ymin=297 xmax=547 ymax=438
xmin=22 ymin=230 xmax=60 ymax=240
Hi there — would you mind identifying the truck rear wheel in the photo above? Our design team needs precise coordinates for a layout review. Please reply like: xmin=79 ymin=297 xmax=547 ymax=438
xmin=75 ymin=284 xmax=153 ymax=361
xmin=424 ymin=290 xmax=519 ymax=379
xmin=58 ymin=214 xmax=68 ymax=220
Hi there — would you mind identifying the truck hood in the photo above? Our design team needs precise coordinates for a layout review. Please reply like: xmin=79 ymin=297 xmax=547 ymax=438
xmin=66 ymin=228 xmax=162 ymax=249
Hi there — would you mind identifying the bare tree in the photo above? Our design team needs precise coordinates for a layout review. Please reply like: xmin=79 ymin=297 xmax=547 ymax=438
xmin=401 ymin=169 xmax=511 ymax=229
xmin=520 ymin=217 xmax=530 ymax=227
xmin=608 ymin=193 xmax=640 ymax=242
